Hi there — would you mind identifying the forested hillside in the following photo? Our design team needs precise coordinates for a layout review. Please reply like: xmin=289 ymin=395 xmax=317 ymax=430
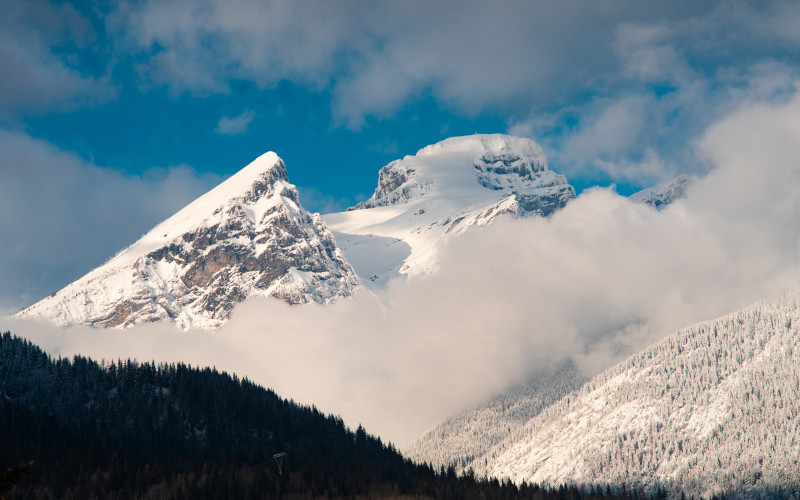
xmin=474 ymin=294 xmax=800 ymax=499
xmin=0 ymin=331 xmax=665 ymax=499
xmin=405 ymin=360 xmax=586 ymax=470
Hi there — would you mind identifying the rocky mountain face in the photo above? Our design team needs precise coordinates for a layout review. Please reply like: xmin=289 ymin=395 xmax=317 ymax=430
xmin=350 ymin=134 xmax=574 ymax=218
xmin=324 ymin=134 xmax=575 ymax=286
xmin=630 ymin=174 xmax=694 ymax=210
xmin=469 ymin=293 xmax=800 ymax=498
xmin=350 ymin=136 xmax=571 ymax=216
xmin=16 ymin=152 xmax=359 ymax=330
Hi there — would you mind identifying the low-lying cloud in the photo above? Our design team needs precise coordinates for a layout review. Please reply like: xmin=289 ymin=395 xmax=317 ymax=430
xmin=8 ymin=91 xmax=800 ymax=447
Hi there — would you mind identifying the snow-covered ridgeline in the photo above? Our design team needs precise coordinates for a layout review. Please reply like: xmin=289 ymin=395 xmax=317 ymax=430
xmin=472 ymin=293 xmax=800 ymax=499
xmin=403 ymin=360 xmax=587 ymax=471
xmin=17 ymin=152 xmax=359 ymax=330
xmin=325 ymin=134 xmax=576 ymax=284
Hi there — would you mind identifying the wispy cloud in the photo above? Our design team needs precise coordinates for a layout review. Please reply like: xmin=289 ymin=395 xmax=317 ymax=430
xmin=214 ymin=109 xmax=255 ymax=135
xmin=501 ymin=1 xmax=800 ymax=186
xmin=510 ymin=62 xmax=800 ymax=187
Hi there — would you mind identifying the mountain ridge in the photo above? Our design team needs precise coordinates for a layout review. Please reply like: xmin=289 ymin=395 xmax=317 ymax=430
xmin=325 ymin=134 xmax=576 ymax=285
xmin=403 ymin=360 xmax=588 ymax=471
xmin=470 ymin=292 xmax=800 ymax=498
xmin=16 ymin=152 xmax=359 ymax=330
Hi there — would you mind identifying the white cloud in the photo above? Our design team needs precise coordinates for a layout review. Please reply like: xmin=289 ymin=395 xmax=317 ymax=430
xmin=9 ymin=90 xmax=800 ymax=448
xmin=110 ymin=0 xmax=355 ymax=92
xmin=509 ymin=61 xmax=800 ymax=187
xmin=214 ymin=109 xmax=255 ymax=135
xmin=109 ymin=0 xmax=748 ymax=125
xmin=0 ymin=129 xmax=221 ymax=311
xmin=614 ymin=23 xmax=694 ymax=84
xmin=100 ymin=0 xmax=800 ymax=132
xmin=561 ymin=96 xmax=649 ymax=160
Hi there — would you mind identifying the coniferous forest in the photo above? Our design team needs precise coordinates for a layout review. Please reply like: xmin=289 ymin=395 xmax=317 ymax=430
xmin=1 ymin=331 xmax=678 ymax=499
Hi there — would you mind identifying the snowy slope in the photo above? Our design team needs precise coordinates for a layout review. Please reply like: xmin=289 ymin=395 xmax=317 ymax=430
xmin=403 ymin=360 xmax=586 ymax=471
xmin=630 ymin=174 xmax=694 ymax=210
xmin=473 ymin=293 xmax=800 ymax=498
xmin=17 ymin=152 xmax=359 ymax=330
xmin=323 ymin=134 xmax=575 ymax=284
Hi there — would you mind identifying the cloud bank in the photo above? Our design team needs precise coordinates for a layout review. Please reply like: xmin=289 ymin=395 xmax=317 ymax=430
xmin=109 ymin=1 xmax=715 ymax=120
xmin=9 ymin=90 xmax=800 ymax=447
xmin=95 ymin=0 xmax=800 ymax=188
xmin=6 ymin=0 xmax=800 ymax=192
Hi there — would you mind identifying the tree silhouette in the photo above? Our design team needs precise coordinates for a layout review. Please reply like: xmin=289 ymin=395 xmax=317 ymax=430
xmin=0 ymin=461 xmax=32 ymax=500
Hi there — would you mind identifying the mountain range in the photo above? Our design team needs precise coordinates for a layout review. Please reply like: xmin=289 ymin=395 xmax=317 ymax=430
xmin=403 ymin=290 xmax=800 ymax=498
xmin=11 ymin=133 xmax=789 ymax=498
xmin=16 ymin=134 xmax=689 ymax=330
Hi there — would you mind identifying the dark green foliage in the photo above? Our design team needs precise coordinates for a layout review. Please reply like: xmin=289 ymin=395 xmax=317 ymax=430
xmin=1 ymin=331 xmax=679 ymax=499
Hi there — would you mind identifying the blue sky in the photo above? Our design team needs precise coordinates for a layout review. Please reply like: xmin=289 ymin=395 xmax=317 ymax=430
xmin=3 ymin=0 xmax=800 ymax=309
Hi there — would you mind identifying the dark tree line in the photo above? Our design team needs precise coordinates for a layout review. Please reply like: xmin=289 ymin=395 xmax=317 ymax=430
xmin=2 ymin=331 xmax=676 ymax=499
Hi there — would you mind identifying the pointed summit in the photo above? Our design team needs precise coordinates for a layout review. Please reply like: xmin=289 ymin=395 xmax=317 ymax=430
xmin=17 ymin=152 xmax=359 ymax=329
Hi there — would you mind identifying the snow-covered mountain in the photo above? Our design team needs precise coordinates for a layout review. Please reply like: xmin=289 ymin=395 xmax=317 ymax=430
xmin=17 ymin=152 xmax=359 ymax=330
xmin=403 ymin=360 xmax=586 ymax=471
xmin=323 ymin=134 xmax=575 ymax=285
xmin=630 ymin=174 xmax=694 ymax=210
xmin=470 ymin=293 xmax=800 ymax=498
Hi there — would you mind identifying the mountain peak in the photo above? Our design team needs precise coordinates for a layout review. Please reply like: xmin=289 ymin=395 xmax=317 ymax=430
xmin=326 ymin=134 xmax=575 ymax=284
xmin=350 ymin=134 xmax=567 ymax=211
xmin=630 ymin=174 xmax=694 ymax=210
xmin=17 ymin=152 xmax=359 ymax=330
xmin=198 ymin=151 xmax=291 ymax=204
xmin=119 ymin=152 xmax=297 ymax=260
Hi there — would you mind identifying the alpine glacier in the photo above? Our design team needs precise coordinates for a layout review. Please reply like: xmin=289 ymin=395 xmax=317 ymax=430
xmin=324 ymin=134 xmax=575 ymax=285
xmin=16 ymin=152 xmax=359 ymax=329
